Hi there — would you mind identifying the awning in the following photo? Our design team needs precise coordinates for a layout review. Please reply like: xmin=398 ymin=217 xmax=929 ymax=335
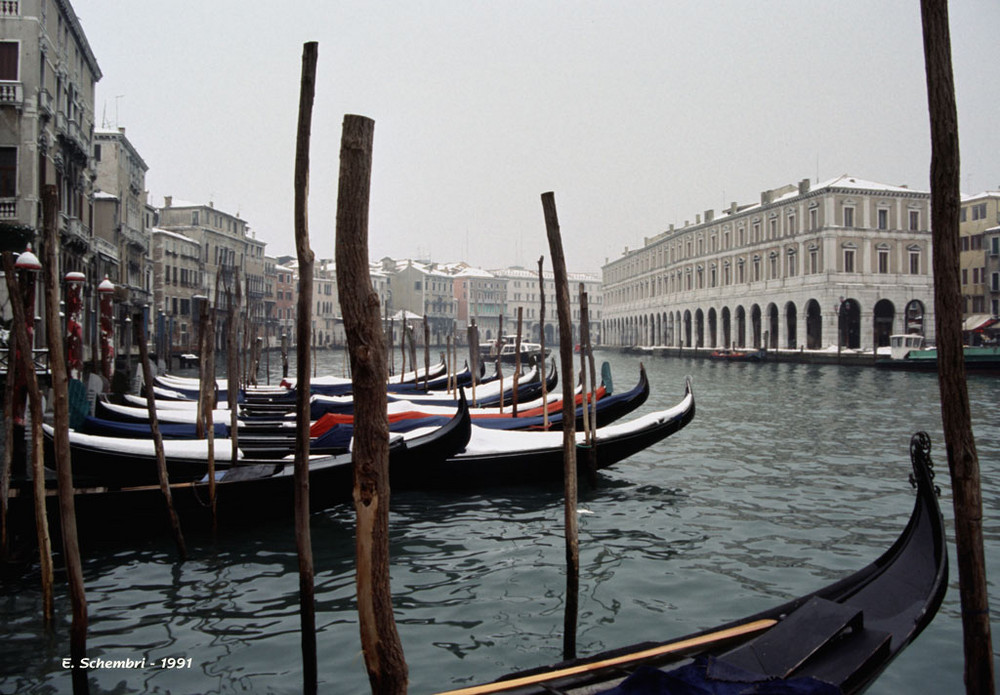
xmin=962 ymin=314 xmax=995 ymax=332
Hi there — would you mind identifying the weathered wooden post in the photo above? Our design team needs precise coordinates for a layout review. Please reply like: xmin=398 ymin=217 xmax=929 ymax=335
xmin=97 ymin=276 xmax=115 ymax=384
xmin=281 ymin=332 xmax=289 ymax=379
xmin=399 ymin=319 xmax=407 ymax=384
xmin=196 ymin=295 xmax=217 ymax=532
xmin=537 ymin=256 xmax=548 ymax=429
xmin=335 ymin=113 xmax=408 ymax=694
xmin=579 ymin=285 xmax=598 ymax=485
xmin=41 ymin=185 xmax=90 ymax=694
xmin=134 ymin=314 xmax=186 ymax=560
xmin=921 ymin=2 xmax=995 ymax=692
xmin=541 ymin=191 xmax=579 ymax=660
xmin=0 ymin=303 xmax=13 ymax=558
xmin=423 ymin=314 xmax=430 ymax=390
xmin=513 ymin=307 xmax=523 ymax=417
xmin=227 ymin=268 xmax=242 ymax=464
xmin=3 ymin=253 xmax=53 ymax=625
xmin=64 ymin=272 xmax=86 ymax=380
xmin=293 ymin=41 xmax=319 ymax=695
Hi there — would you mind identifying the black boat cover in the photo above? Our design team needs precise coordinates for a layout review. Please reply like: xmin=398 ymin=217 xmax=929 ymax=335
xmin=601 ymin=658 xmax=839 ymax=694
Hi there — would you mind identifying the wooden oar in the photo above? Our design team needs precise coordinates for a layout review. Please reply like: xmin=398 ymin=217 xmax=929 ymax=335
xmin=434 ymin=618 xmax=777 ymax=695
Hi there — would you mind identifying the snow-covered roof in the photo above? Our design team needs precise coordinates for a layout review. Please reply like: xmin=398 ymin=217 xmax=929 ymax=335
xmin=151 ymin=227 xmax=200 ymax=244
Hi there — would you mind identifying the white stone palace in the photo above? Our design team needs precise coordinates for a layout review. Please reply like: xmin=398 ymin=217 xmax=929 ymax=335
xmin=601 ymin=175 xmax=935 ymax=352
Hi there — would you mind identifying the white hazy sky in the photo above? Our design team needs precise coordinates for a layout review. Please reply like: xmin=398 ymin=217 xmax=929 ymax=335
xmin=71 ymin=0 xmax=999 ymax=274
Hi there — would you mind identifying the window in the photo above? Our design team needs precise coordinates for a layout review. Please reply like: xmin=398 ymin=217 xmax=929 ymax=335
xmin=992 ymin=273 xmax=999 ymax=292
xmin=737 ymin=260 xmax=745 ymax=284
xmin=0 ymin=147 xmax=15 ymax=197
xmin=414 ymin=281 xmax=421 ymax=290
xmin=787 ymin=213 xmax=797 ymax=236
xmin=909 ymin=248 xmax=921 ymax=274
xmin=809 ymin=247 xmax=819 ymax=274
xmin=843 ymin=206 xmax=855 ymax=228
xmin=878 ymin=248 xmax=890 ymax=273
xmin=752 ymin=222 xmax=760 ymax=243
xmin=962 ymin=268 xmax=968 ymax=285
xmin=787 ymin=251 xmax=797 ymax=277
xmin=844 ymin=248 xmax=855 ymax=273
xmin=877 ymin=209 xmax=888 ymax=230
xmin=0 ymin=42 xmax=18 ymax=81
xmin=769 ymin=218 xmax=777 ymax=239
xmin=809 ymin=207 xmax=818 ymax=231
xmin=992 ymin=237 xmax=1000 ymax=256
xmin=769 ymin=253 xmax=778 ymax=279
xmin=909 ymin=210 xmax=920 ymax=231
xmin=752 ymin=256 xmax=761 ymax=282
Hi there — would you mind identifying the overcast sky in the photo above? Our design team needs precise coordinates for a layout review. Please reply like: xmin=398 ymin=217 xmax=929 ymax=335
xmin=70 ymin=0 xmax=999 ymax=274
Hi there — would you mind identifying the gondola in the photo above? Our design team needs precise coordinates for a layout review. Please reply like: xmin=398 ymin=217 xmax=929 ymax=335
xmin=435 ymin=431 xmax=947 ymax=695
xmin=395 ymin=377 xmax=694 ymax=488
xmin=16 ymin=399 xmax=472 ymax=536
xmin=44 ymin=393 xmax=472 ymax=489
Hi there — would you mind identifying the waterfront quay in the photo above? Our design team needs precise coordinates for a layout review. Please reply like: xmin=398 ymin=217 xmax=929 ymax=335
xmin=620 ymin=344 xmax=891 ymax=367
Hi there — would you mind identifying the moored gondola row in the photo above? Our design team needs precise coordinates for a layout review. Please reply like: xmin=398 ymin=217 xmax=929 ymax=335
xmin=9 ymin=361 xmax=693 ymax=534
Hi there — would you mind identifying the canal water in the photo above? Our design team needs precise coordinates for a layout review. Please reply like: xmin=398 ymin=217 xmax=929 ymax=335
xmin=1 ymin=349 xmax=998 ymax=693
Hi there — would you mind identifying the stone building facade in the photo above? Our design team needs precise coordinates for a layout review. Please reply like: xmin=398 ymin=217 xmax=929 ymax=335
xmin=602 ymin=175 xmax=935 ymax=352
xmin=958 ymin=191 xmax=1000 ymax=319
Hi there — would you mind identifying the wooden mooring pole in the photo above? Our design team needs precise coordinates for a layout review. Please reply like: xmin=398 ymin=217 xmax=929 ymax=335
xmin=134 ymin=315 xmax=186 ymax=559
xmin=920 ymin=2 xmax=994 ymax=693
xmin=541 ymin=192 xmax=579 ymax=661
xmin=336 ymin=113 xmax=408 ymax=693
xmin=2 ymin=253 xmax=53 ymax=623
xmin=42 ymin=185 xmax=90 ymax=693
xmin=537 ymin=256 xmax=548 ymax=429
xmin=293 ymin=40 xmax=319 ymax=694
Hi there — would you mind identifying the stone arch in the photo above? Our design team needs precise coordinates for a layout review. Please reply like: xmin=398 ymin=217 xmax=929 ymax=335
xmin=695 ymin=308 xmax=705 ymax=348
xmin=766 ymin=303 xmax=779 ymax=350
xmin=683 ymin=309 xmax=693 ymax=348
xmin=806 ymin=299 xmax=822 ymax=349
xmin=708 ymin=307 xmax=718 ymax=348
xmin=839 ymin=298 xmax=861 ymax=349
xmin=784 ymin=301 xmax=798 ymax=349
xmin=750 ymin=304 xmax=762 ymax=348
xmin=904 ymin=300 xmax=925 ymax=335
xmin=721 ymin=306 xmax=731 ymax=349
xmin=873 ymin=299 xmax=895 ymax=348
xmin=735 ymin=306 xmax=747 ymax=348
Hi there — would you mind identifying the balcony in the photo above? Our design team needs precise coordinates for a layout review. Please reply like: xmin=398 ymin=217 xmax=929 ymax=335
xmin=0 ymin=2 xmax=20 ymax=18
xmin=93 ymin=236 xmax=119 ymax=262
xmin=0 ymin=82 xmax=22 ymax=108
xmin=0 ymin=197 xmax=16 ymax=220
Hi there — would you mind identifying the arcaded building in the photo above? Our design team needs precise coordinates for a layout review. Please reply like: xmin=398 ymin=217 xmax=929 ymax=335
xmin=602 ymin=175 xmax=935 ymax=352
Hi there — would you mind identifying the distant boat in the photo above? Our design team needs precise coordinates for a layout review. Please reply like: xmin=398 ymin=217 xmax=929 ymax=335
xmin=709 ymin=347 xmax=767 ymax=362
xmin=877 ymin=334 xmax=1000 ymax=372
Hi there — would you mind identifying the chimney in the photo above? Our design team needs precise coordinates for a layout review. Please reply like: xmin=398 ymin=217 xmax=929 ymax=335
xmin=729 ymin=201 xmax=739 ymax=215
xmin=696 ymin=214 xmax=701 ymax=224
xmin=164 ymin=196 xmax=172 ymax=207
xmin=761 ymin=190 xmax=773 ymax=206
xmin=799 ymin=178 xmax=811 ymax=195
xmin=705 ymin=209 xmax=715 ymax=223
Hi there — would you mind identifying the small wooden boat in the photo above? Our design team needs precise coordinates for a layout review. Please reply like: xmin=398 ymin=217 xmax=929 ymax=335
xmin=709 ymin=348 xmax=767 ymax=362
xmin=435 ymin=431 xmax=947 ymax=695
